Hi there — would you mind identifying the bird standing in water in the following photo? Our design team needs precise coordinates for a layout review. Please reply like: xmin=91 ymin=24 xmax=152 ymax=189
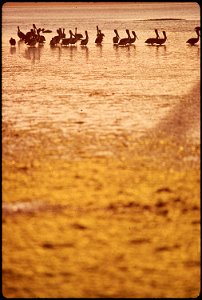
xmin=80 ymin=31 xmax=89 ymax=46
xmin=186 ymin=27 xmax=200 ymax=45
xmin=129 ymin=31 xmax=138 ymax=44
xmin=118 ymin=29 xmax=131 ymax=46
xmin=69 ymin=30 xmax=79 ymax=45
xmin=17 ymin=26 xmax=26 ymax=40
xmin=113 ymin=29 xmax=120 ymax=44
xmin=9 ymin=37 xmax=16 ymax=46
xmin=95 ymin=26 xmax=105 ymax=44
xmin=155 ymin=31 xmax=167 ymax=45
xmin=145 ymin=29 xmax=160 ymax=45
xmin=75 ymin=27 xmax=83 ymax=40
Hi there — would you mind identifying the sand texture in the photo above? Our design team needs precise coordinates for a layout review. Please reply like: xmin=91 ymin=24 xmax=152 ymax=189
xmin=2 ymin=84 xmax=200 ymax=298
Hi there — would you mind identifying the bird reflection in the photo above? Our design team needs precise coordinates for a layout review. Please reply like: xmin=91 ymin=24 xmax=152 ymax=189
xmin=10 ymin=47 xmax=16 ymax=55
xmin=156 ymin=44 xmax=167 ymax=50
xmin=23 ymin=46 xmax=41 ymax=63
xmin=17 ymin=40 xmax=24 ymax=52
xmin=69 ymin=46 xmax=77 ymax=60
xmin=81 ymin=46 xmax=89 ymax=61
xmin=155 ymin=44 xmax=166 ymax=57
xmin=96 ymin=43 xmax=103 ymax=57
xmin=126 ymin=45 xmax=131 ymax=58
xmin=50 ymin=45 xmax=62 ymax=61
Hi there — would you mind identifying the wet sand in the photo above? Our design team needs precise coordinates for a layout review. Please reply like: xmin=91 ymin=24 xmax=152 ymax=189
xmin=2 ymin=84 xmax=200 ymax=298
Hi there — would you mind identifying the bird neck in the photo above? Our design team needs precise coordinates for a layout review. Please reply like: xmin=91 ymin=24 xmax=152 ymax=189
xmin=127 ymin=31 xmax=131 ymax=38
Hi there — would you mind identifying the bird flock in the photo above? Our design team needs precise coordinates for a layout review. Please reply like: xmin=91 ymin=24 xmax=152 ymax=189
xmin=9 ymin=24 xmax=200 ymax=47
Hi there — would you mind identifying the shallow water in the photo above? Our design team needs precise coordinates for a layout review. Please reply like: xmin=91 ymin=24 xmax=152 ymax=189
xmin=2 ymin=2 xmax=200 ymax=141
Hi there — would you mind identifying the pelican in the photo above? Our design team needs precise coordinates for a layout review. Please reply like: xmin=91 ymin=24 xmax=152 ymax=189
xmin=69 ymin=30 xmax=79 ymax=45
xmin=41 ymin=28 xmax=52 ymax=33
xmin=50 ymin=29 xmax=63 ymax=46
xmin=155 ymin=31 xmax=167 ymax=45
xmin=9 ymin=37 xmax=16 ymax=46
xmin=58 ymin=28 xmax=66 ymax=38
xmin=80 ymin=31 xmax=89 ymax=46
xmin=33 ymin=24 xmax=37 ymax=33
xmin=145 ymin=29 xmax=160 ymax=45
xmin=75 ymin=27 xmax=83 ymax=40
xmin=17 ymin=26 xmax=26 ymax=40
xmin=186 ymin=27 xmax=200 ymax=45
xmin=95 ymin=26 xmax=105 ymax=44
xmin=61 ymin=30 xmax=75 ymax=46
xmin=95 ymin=30 xmax=105 ymax=44
xmin=25 ymin=29 xmax=37 ymax=44
xmin=129 ymin=31 xmax=138 ymax=44
xmin=113 ymin=29 xmax=120 ymax=44
xmin=96 ymin=25 xmax=99 ymax=36
xmin=37 ymin=28 xmax=46 ymax=43
xmin=118 ymin=29 xmax=131 ymax=46
xmin=50 ymin=35 xmax=61 ymax=46
xmin=26 ymin=36 xmax=38 ymax=47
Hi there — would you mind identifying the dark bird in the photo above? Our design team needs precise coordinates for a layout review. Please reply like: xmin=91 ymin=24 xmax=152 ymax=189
xmin=95 ymin=29 xmax=105 ymax=44
xmin=36 ymin=28 xmax=46 ymax=43
xmin=186 ymin=27 xmax=200 ymax=45
xmin=61 ymin=30 xmax=74 ymax=46
xmin=69 ymin=30 xmax=79 ymax=45
xmin=80 ymin=31 xmax=89 ymax=46
xmin=50 ymin=36 xmax=60 ymax=46
xmin=57 ymin=28 xmax=65 ymax=38
xmin=41 ymin=28 xmax=52 ymax=33
xmin=32 ymin=24 xmax=38 ymax=36
xmin=50 ymin=29 xmax=63 ymax=46
xmin=145 ymin=29 xmax=160 ymax=45
xmin=61 ymin=38 xmax=70 ymax=46
xmin=75 ymin=27 xmax=83 ymax=39
xmin=96 ymin=25 xmax=99 ymax=36
xmin=129 ymin=31 xmax=138 ymax=44
xmin=118 ymin=29 xmax=131 ymax=46
xmin=26 ymin=36 xmax=38 ymax=47
xmin=33 ymin=24 xmax=37 ymax=31
xmin=95 ymin=25 xmax=105 ymax=44
xmin=17 ymin=26 xmax=26 ymax=40
xmin=155 ymin=30 xmax=167 ymax=45
xmin=195 ymin=26 xmax=200 ymax=31
xmin=25 ymin=29 xmax=36 ymax=44
xmin=9 ymin=37 xmax=16 ymax=46
xmin=61 ymin=28 xmax=66 ymax=38
xmin=113 ymin=29 xmax=120 ymax=44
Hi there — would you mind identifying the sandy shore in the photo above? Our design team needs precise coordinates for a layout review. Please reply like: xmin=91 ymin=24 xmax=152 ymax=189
xmin=2 ymin=83 xmax=200 ymax=298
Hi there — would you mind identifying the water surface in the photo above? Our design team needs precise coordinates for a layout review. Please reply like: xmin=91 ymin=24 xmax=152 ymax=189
xmin=2 ymin=2 xmax=200 ymax=145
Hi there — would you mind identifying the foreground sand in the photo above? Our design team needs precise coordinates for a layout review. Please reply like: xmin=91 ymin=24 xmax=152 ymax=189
xmin=2 ymin=84 xmax=200 ymax=298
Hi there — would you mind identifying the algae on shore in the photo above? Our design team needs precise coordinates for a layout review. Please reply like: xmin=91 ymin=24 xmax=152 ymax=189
xmin=2 ymin=119 xmax=200 ymax=298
